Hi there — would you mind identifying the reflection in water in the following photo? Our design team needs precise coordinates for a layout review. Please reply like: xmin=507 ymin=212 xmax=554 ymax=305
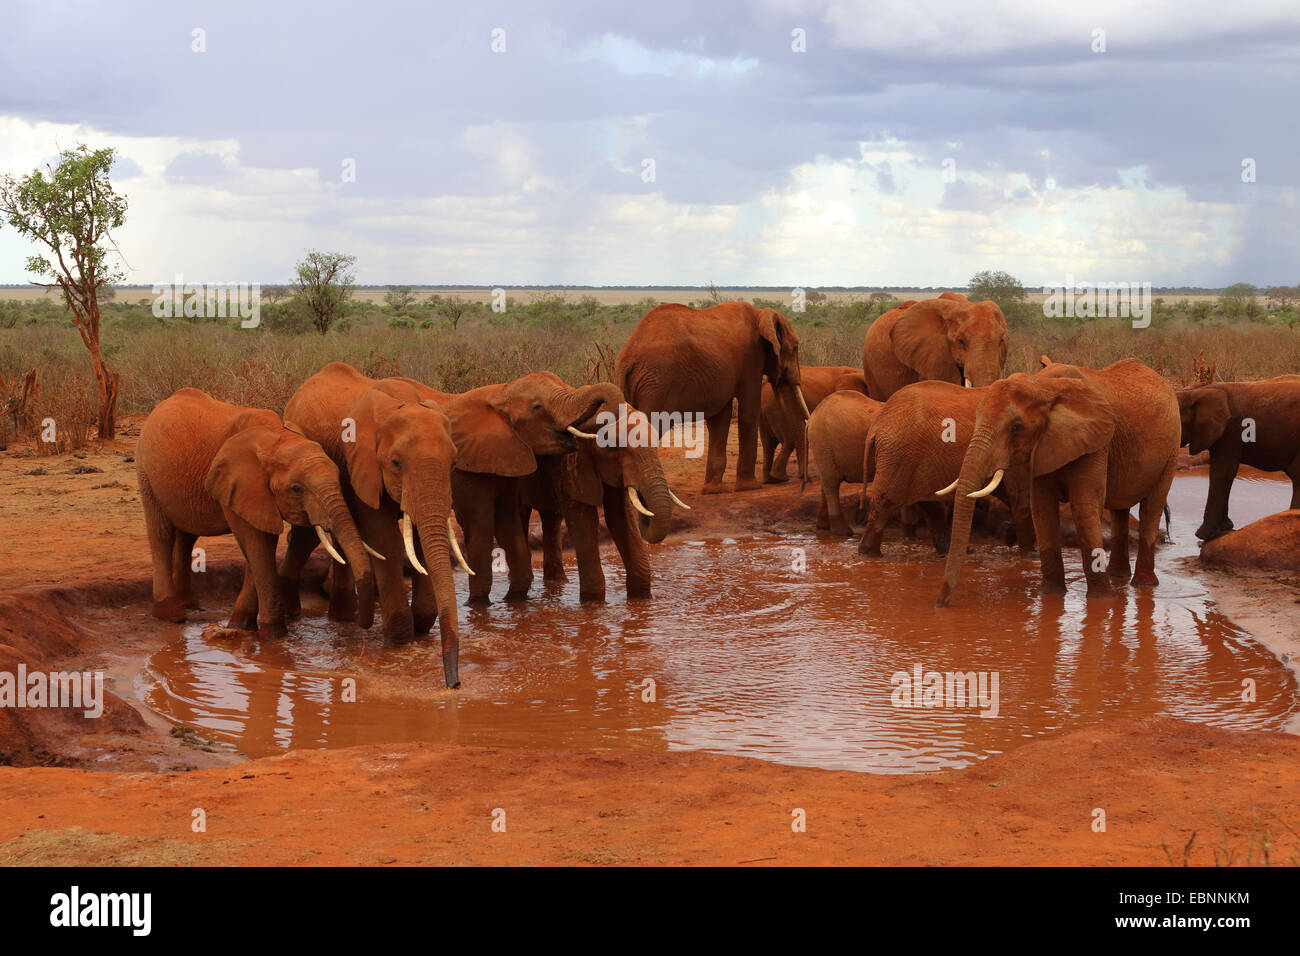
xmin=133 ymin=475 xmax=1298 ymax=773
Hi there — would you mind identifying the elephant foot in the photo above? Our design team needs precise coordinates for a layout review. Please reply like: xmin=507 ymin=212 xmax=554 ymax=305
xmin=1107 ymin=564 xmax=1132 ymax=583
xmin=733 ymin=477 xmax=763 ymax=493
xmin=934 ymin=583 xmax=952 ymax=609
xmin=828 ymin=518 xmax=851 ymax=537
xmin=1131 ymin=569 xmax=1159 ymax=587
xmin=228 ymin=609 xmax=258 ymax=631
xmin=701 ymin=481 xmax=727 ymax=495
xmin=579 ymin=590 xmax=607 ymax=603
xmin=857 ymin=542 xmax=883 ymax=558
xmin=816 ymin=515 xmax=830 ymax=530
xmin=1001 ymin=522 xmax=1018 ymax=548
xmin=151 ymin=597 xmax=188 ymax=623
xmin=257 ymin=620 xmax=289 ymax=641
xmin=1195 ymin=520 xmax=1233 ymax=541
xmin=504 ymin=588 xmax=531 ymax=602
xmin=542 ymin=563 xmax=567 ymax=582
xmin=385 ymin=617 xmax=416 ymax=646
xmin=765 ymin=473 xmax=790 ymax=485
xmin=413 ymin=613 xmax=435 ymax=636
xmin=465 ymin=593 xmax=491 ymax=606
xmin=626 ymin=583 xmax=652 ymax=600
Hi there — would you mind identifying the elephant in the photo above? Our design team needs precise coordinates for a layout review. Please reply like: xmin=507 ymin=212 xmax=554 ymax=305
xmin=806 ymin=391 xmax=885 ymax=536
xmin=761 ymin=365 xmax=868 ymax=483
xmin=861 ymin=293 xmax=1009 ymax=401
xmin=432 ymin=374 xmax=627 ymax=603
xmin=136 ymin=387 xmax=374 ymax=639
xmin=616 ymin=301 xmax=811 ymax=493
xmin=518 ymin=396 xmax=686 ymax=600
xmin=280 ymin=362 xmax=469 ymax=688
xmin=1177 ymin=375 xmax=1300 ymax=540
xmin=855 ymin=380 xmax=1035 ymax=556
xmin=936 ymin=359 xmax=1180 ymax=607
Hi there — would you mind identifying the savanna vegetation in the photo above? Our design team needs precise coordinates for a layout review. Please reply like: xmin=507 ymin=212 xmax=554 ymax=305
xmin=3 ymin=275 xmax=1299 ymax=454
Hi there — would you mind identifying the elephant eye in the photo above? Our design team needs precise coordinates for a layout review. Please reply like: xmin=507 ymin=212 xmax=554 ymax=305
xmin=391 ymin=457 xmax=401 ymax=469
xmin=532 ymin=401 xmax=543 ymax=411
xmin=1011 ymin=420 xmax=1023 ymax=433
xmin=290 ymin=484 xmax=305 ymax=494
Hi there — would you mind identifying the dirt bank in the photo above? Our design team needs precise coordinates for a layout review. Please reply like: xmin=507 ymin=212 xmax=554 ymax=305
xmin=2 ymin=420 xmax=1299 ymax=865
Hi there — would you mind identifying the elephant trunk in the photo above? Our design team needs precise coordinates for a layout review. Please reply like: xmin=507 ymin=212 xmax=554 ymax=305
xmin=315 ymin=484 xmax=376 ymax=629
xmin=561 ymin=382 xmax=624 ymax=430
xmin=935 ymin=426 xmax=994 ymax=607
xmin=963 ymin=343 xmax=1003 ymax=389
xmin=628 ymin=449 xmax=674 ymax=543
xmin=408 ymin=473 xmax=460 ymax=689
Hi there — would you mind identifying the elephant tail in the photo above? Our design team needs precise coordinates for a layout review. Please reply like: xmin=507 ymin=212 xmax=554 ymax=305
xmin=860 ymin=433 xmax=876 ymax=510
xmin=1164 ymin=503 xmax=1174 ymax=543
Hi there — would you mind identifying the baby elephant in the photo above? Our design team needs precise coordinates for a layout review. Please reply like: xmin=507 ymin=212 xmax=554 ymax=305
xmin=137 ymin=388 xmax=374 ymax=638
xmin=808 ymin=391 xmax=885 ymax=535
xmin=858 ymin=380 xmax=1034 ymax=557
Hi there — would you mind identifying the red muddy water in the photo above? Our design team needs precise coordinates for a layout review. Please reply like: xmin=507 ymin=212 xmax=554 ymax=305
xmin=118 ymin=474 xmax=1298 ymax=773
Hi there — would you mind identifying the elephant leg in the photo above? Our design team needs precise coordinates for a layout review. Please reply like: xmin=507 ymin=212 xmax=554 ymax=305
xmin=899 ymin=503 xmax=921 ymax=539
xmin=816 ymin=487 xmax=830 ymax=530
xmin=409 ymin=528 xmax=436 ymax=636
xmin=1134 ymin=456 xmax=1175 ymax=587
xmin=760 ymin=425 xmax=780 ymax=483
xmin=770 ymin=431 xmax=793 ymax=484
xmin=919 ymin=501 xmax=950 ymax=556
xmin=565 ymin=500 xmax=606 ymax=601
xmin=171 ymin=531 xmax=200 ymax=609
xmin=1032 ymin=477 xmax=1066 ymax=595
xmin=368 ymin=512 xmax=414 ymax=643
xmin=1108 ymin=508 xmax=1132 ymax=582
xmin=605 ymin=486 xmax=650 ymax=599
xmin=1197 ymin=452 xmax=1239 ymax=540
xmin=458 ymin=501 xmax=495 ymax=604
xmin=1288 ymin=462 xmax=1300 ymax=509
xmin=140 ymin=475 xmax=186 ymax=622
xmin=1067 ymin=482 xmax=1114 ymax=601
xmin=539 ymin=508 xmax=567 ymax=583
xmin=494 ymin=496 xmax=533 ymax=601
xmin=230 ymin=519 xmax=288 ymax=638
xmin=858 ymin=494 xmax=893 ymax=557
xmin=702 ymin=407 xmax=732 ymax=494
xmin=734 ymin=384 xmax=763 ymax=492
xmin=824 ymin=478 xmax=850 ymax=537
xmin=277 ymin=523 xmax=318 ymax=620
xmin=229 ymin=564 xmax=259 ymax=632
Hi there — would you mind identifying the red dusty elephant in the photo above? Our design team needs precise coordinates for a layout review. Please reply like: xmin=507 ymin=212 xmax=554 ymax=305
xmin=136 ymin=387 xmax=374 ymax=639
xmin=861 ymin=292 xmax=1009 ymax=401
xmin=936 ymin=359 xmax=1180 ymax=607
xmin=1177 ymin=375 xmax=1300 ymax=541
xmin=281 ymin=362 xmax=468 ymax=687
xmin=617 ymin=301 xmax=810 ymax=493
xmin=761 ymin=364 xmax=867 ymax=484
xmin=519 ymin=395 xmax=687 ymax=600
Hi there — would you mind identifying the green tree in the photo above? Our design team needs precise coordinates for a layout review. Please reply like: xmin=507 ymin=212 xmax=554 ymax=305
xmin=292 ymin=250 xmax=356 ymax=334
xmin=0 ymin=145 xmax=128 ymax=438
xmin=384 ymin=284 xmax=415 ymax=312
xmin=967 ymin=270 xmax=1027 ymax=310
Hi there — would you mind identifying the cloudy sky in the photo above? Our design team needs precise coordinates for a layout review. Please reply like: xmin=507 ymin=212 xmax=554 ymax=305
xmin=1 ymin=0 xmax=1296 ymax=287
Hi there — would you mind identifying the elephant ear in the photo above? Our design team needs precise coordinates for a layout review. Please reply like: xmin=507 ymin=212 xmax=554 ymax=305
xmin=1187 ymin=388 xmax=1231 ymax=454
xmin=892 ymin=304 xmax=961 ymax=382
xmin=1033 ymin=379 xmax=1117 ymax=476
xmin=341 ymin=390 xmax=394 ymax=510
xmin=446 ymin=391 xmax=537 ymax=476
xmin=757 ymin=308 xmax=791 ymax=383
xmin=205 ymin=427 xmax=284 ymax=535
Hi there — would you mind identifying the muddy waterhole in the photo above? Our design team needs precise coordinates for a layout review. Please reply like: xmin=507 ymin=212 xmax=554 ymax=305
xmin=91 ymin=473 xmax=1297 ymax=773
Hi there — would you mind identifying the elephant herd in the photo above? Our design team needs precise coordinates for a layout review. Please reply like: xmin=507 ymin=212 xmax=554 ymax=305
xmin=136 ymin=293 xmax=1300 ymax=691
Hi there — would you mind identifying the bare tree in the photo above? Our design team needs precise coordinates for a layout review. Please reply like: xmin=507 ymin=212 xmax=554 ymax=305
xmin=0 ymin=145 xmax=128 ymax=438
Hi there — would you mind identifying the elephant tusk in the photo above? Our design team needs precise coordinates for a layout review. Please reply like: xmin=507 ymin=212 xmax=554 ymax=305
xmin=362 ymin=541 xmax=386 ymax=561
xmin=628 ymin=487 xmax=655 ymax=518
xmin=401 ymin=513 xmax=429 ymax=576
xmin=668 ymin=489 xmax=692 ymax=511
xmin=967 ymin=469 xmax=1005 ymax=499
xmin=935 ymin=478 xmax=959 ymax=496
xmin=316 ymin=525 xmax=346 ymax=565
xmin=567 ymin=424 xmax=598 ymax=440
xmin=964 ymin=377 xmax=972 ymax=388
xmin=448 ymin=516 xmax=474 ymax=575
xmin=796 ymin=387 xmax=812 ymax=420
